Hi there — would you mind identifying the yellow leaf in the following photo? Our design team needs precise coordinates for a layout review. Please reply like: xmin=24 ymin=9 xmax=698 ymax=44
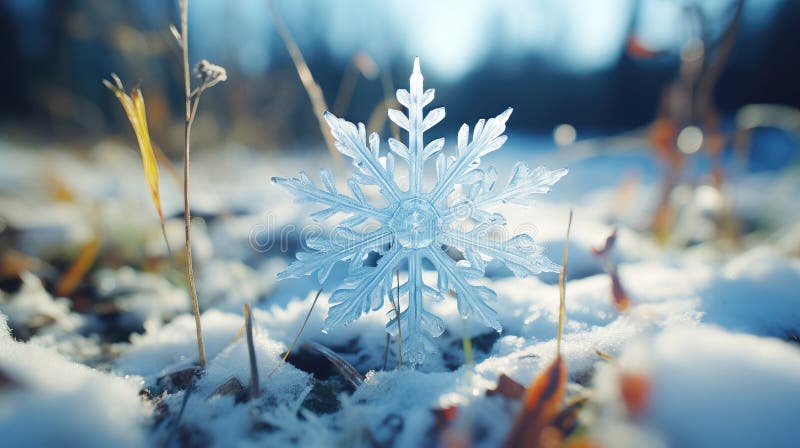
xmin=104 ymin=74 xmax=170 ymax=253
xmin=131 ymin=88 xmax=163 ymax=222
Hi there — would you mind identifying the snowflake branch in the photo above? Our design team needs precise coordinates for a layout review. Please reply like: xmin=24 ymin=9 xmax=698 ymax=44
xmin=440 ymin=164 xmax=568 ymax=222
xmin=323 ymin=112 xmax=402 ymax=204
xmin=426 ymin=246 xmax=501 ymax=331
xmin=278 ymin=227 xmax=395 ymax=283
xmin=272 ymin=170 xmax=389 ymax=221
xmin=438 ymin=227 xmax=560 ymax=277
xmin=391 ymin=58 xmax=445 ymax=195
xmin=429 ymin=108 xmax=513 ymax=206
xmin=473 ymin=164 xmax=567 ymax=209
xmin=324 ymin=247 xmax=405 ymax=330
xmin=385 ymin=252 xmax=445 ymax=365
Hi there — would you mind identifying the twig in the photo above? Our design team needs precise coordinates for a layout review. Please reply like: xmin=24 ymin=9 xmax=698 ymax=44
xmin=461 ymin=316 xmax=473 ymax=368
xmin=332 ymin=59 xmax=358 ymax=116
xmin=557 ymin=209 xmax=573 ymax=355
xmin=394 ymin=269 xmax=403 ymax=368
xmin=179 ymin=0 xmax=206 ymax=368
xmin=243 ymin=304 xmax=260 ymax=399
xmin=382 ymin=332 xmax=390 ymax=371
xmin=302 ymin=341 xmax=364 ymax=388
xmin=267 ymin=0 xmax=339 ymax=161
xmin=268 ymin=286 xmax=324 ymax=378
xmin=167 ymin=384 xmax=194 ymax=446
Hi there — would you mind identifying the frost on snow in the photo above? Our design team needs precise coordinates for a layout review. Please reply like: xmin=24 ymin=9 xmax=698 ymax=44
xmin=272 ymin=58 xmax=566 ymax=365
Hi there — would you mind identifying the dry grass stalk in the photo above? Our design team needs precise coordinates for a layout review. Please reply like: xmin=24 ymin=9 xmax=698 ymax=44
xmin=177 ymin=0 xmax=226 ymax=368
xmin=179 ymin=0 xmax=206 ymax=369
xmin=267 ymin=0 xmax=339 ymax=161
xmin=243 ymin=304 xmax=260 ymax=399
xmin=302 ymin=341 xmax=364 ymax=388
xmin=394 ymin=269 xmax=403 ymax=368
xmin=557 ymin=209 xmax=573 ymax=353
xmin=268 ymin=286 xmax=324 ymax=378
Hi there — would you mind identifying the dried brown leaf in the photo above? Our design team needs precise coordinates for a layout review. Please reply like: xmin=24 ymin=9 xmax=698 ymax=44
xmin=487 ymin=373 xmax=526 ymax=400
xmin=620 ymin=372 xmax=650 ymax=418
xmin=503 ymin=355 xmax=568 ymax=448
xmin=591 ymin=227 xmax=617 ymax=258
xmin=610 ymin=268 xmax=631 ymax=312
xmin=55 ymin=235 xmax=101 ymax=297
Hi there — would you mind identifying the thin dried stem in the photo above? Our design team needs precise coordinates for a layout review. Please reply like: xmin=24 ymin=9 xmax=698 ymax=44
xmin=557 ymin=209 xmax=573 ymax=355
xmin=461 ymin=317 xmax=473 ymax=368
xmin=267 ymin=0 xmax=339 ymax=161
xmin=180 ymin=0 xmax=206 ymax=368
xmin=332 ymin=60 xmax=358 ymax=116
xmin=268 ymin=286 xmax=324 ymax=378
xmin=243 ymin=304 xmax=260 ymax=399
xmin=394 ymin=269 xmax=403 ymax=368
xmin=382 ymin=332 xmax=390 ymax=371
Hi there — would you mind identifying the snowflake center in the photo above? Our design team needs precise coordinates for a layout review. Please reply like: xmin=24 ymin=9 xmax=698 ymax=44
xmin=390 ymin=198 xmax=439 ymax=249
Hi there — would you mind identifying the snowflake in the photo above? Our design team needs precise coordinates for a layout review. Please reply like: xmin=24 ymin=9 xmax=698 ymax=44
xmin=272 ymin=58 xmax=567 ymax=365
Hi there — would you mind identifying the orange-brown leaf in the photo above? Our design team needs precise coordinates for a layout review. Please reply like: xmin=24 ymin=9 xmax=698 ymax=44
xmin=563 ymin=436 xmax=602 ymax=448
xmin=432 ymin=406 xmax=470 ymax=448
xmin=620 ymin=372 xmax=650 ymax=418
xmin=1 ymin=250 xmax=41 ymax=279
xmin=55 ymin=235 xmax=101 ymax=297
xmin=649 ymin=117 xmax=679 ymax=162
xmin=626 ymin=36 xmax=662 ymax=59
xmin=591 ymin=228 xmax=617 ymax=258
xmin=610 ymin=268 xmax=631 ymax=311
xmin=487 ymin=373 xmax=526 ymax=400
xmin=503 ymin=355 xmax=567 ymax=448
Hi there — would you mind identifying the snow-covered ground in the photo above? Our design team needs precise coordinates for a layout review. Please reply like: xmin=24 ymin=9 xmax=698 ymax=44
xmin=1 ymin=137 xmax=799 ymax=447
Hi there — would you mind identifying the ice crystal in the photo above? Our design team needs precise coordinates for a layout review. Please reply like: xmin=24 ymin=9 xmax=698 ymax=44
xmin=272 ymin=58 xmax=567 ymax=365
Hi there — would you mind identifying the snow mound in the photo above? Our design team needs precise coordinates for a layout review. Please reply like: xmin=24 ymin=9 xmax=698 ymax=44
xmin=116 ymin=309 xmax=243 ymax=378
xmin=592 ymin=325 xmax=800 ymax=448
xmin=0 ymin=271 xmax=85 ymax=342
xmin=0 ymin=313 xmax=148 ymax=448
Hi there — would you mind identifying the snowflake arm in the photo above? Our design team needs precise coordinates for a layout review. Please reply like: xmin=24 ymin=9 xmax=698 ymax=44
xmin=278 ymin=227 xmax=395 ymax=283
xmin=426 ymin=246 xmax=501 ymax=331
xmin=324 ymin=246 xmax=405 ymax=331
xmin=437 ymin=225 xmax=559 ymax=277
xmin=388 ymin=59 xmax=445 ymax=194
xmin=429 ymin=108 xmax=513 ymax=207
xmin=323 ymin=112 xmax=403 ymax=204
xmin=386 ymin=252 xmax=445 ymax=365
xmin=272 ymin=169 xmax=389 ymax=223
xmin=473 ymin=163 xmax=567 ymax=209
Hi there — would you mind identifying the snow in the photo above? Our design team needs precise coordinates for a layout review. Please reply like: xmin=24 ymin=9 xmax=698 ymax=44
xmin=0 ymin=314 xmax=147 ymax=448
xmin=98 ymin=234 xmax=799 ymax=446
xmin=0 ymin=271 xmax=84 ymax=340
xmin=2 ymin=79 xmax=800 ymax=445
xmin=591 ymin=326 xmax=800 ymax=448
xmin=116 ymin=309 xmax=244 ymax=378
xmin=94 ymin=267 xmax=189 ymax=331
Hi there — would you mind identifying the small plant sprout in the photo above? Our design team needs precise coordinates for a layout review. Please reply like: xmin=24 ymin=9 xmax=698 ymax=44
xmin=273 ymin=58 xmax=567 ymax=366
